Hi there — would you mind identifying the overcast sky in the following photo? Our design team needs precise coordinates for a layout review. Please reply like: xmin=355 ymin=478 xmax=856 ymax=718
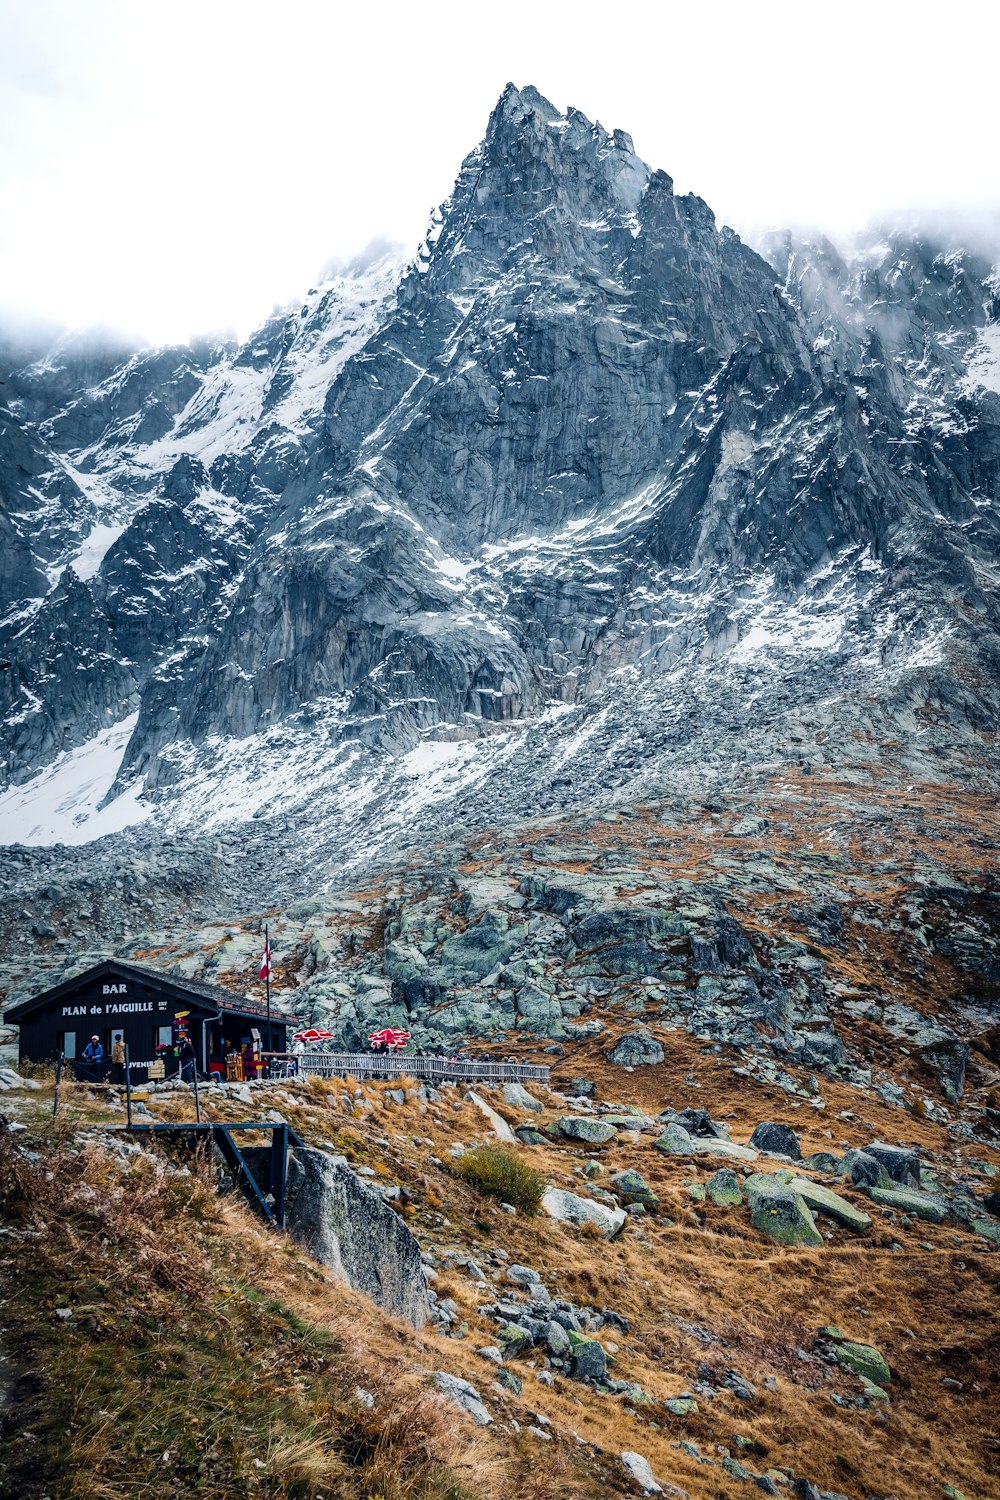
xmin=1 ymin=0 xmax=997 ymax=345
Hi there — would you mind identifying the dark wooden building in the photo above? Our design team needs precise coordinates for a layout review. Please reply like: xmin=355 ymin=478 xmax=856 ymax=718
xmin=5 ymin=959 xmax=294 ymax=1082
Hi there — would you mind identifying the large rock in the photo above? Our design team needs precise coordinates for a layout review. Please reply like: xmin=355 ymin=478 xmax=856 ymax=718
xmin=544 ymin=1319 xmax=571 ymax=1357
xmin=822 ymin=1329 xmax=891 ymax=1387
xmin=916 ymin=1033 xmax=969 ymax=1102
xmin=558 ymin=1115 xmax=617 ymax=1144
xmin=467 ymin=1090 xmax=517 ymax=1142
xmin=503 ymin=1081 xmax=543 ymax=1113
xmin=695 ymin=1137 xmax=759 ymax=1162
xmin=607 ymin=1031 xmax=664 ymax=1067
xmin=749 ymin=1122 xmax=802 ymax=1159
xmin=280 ymin=1147 xmax=429 ymax=1328
xmin=972 ymin=1219 xmax=1000 ymax=1247
xmin=602 ymin=1112 xmax=659 ymax=1132
xmin=432 ymin=1372 xmax=492 ymax=1426
xmin=672 ymin=1108 xmax=731 ymax=1141
xmin=655 ymin=1124 xmax=757 ymax=1161
xmin=744 ymin=1173 xmax=823 ymax=1247
xmin=864 ymin=1142 xmax=922 ymax=1188
xmin=621 ymin=1451 xmax=663 ymax=1494
xmin=610 ymin=1168 xmax=659 ymax=1207
xmin=496 ymin=1322 xmax=534 ymax=1358
xmin=868 ymin=1185 xmax=948 ymax=1222
xmin=654 ymin=1123 xmax=695 ymax=1155
xmin=0 ymin=1067 xmax=41 ymax=1091
xmin=705 ymin=1168 xmax=743 ymax=1206
xmin=837 ymin=1147 xmax=891 ymax=1188
xmin=567 ymin=1330 xmax=607 ymax=1381
xmin=787 ymin=1176 xmax=871 ymax=1232
xmin=541 ymin=1187 xmax=627 ymax=1237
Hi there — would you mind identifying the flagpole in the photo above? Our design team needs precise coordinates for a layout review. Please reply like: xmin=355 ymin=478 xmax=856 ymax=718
xmin=265 ymin=922 xmax=271 ymax=1040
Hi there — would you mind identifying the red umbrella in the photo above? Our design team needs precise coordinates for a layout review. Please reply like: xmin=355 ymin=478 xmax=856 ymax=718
xmin=294 ymin=1028 xmax=336 ymax=1043
xmin=369 ymin=1027 xmax=411 ymax=1050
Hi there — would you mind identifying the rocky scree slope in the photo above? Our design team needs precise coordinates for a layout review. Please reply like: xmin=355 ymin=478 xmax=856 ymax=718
xmin=6 ymin=769 xmax=997 ymax=1136
xmin=0 ymin=84 xmax=998 ymax=879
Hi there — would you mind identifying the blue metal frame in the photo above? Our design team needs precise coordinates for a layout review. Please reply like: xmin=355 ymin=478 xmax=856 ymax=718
xmin=123 ymin=1121 xmax=306 ymax=1229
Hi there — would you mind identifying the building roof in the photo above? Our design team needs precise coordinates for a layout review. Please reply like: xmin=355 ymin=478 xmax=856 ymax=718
xmin=4 ymin=957 xmax=297 ymax=1027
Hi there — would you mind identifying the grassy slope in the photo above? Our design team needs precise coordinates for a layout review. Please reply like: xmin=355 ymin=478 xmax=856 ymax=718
xmin=0 ymin=1115 xmax=506 ymax=1500
xmin=3 ymin=1055 xmax=997 ymax=1500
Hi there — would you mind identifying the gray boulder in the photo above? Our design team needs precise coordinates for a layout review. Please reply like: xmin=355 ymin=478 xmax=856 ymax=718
xmin=787 ymin=1176 xmax=871 ymax=1232
xmin=916 ymin=1033 xmax=969 ymax=1102
xmin=705 ymin=1168 xmax=743 ymax=1206
xmin=801 ymin=1151 xmax=840 ymax=1173
xmin=748 ymin=1122 xmax=802 ymax=1159
xmin=864 ymin=1142 xmax=921 ymax=1188
xmin=620 ymin=1451 xmax=663 ymax=1494
xmin=654 ymin=1123 xmax=695 ymax=1155
xmin=655 ymin=1124 xmax=758 ymax=1162
xmin=466 ymin=1090 xmax=518 ymax=1142
xmin=503 ymin=1081 xmax=543 ymax=1113
xmin=672 ymin=1108 xmax=731 ymax=1141
xmin=544 ymin=1319 xmax=571 ymax=1357
xmin=558 ymin=1115 xmax=616 ymax=1144
xmin=607 ymin=1030 xmax=664 ymax=1067
xmin=496 ymin=1322 xmax=534 ymax=1358
xmin=432 ymin=1372 xmax=492 ymax=1426
xmin=837 ymin=1148 xmax=891 ymax=1188
xmin=541 ymin=1187 xmax=626 ymax=1236
xmin=610 ymin=1168 xmax=659 ymax=1207
xmin=744 ymin=1173 xmax=823 ymax=1247
xmin=280 ymin=1147 xmax=429 ymax=1328
xmin=868 ymin=1185 xmax=948 ymax=1222
xmin=567 ymin=1331 xmax=607 ymax=1381
xmin=602 ymin=1112 xmax=659 ymax=1133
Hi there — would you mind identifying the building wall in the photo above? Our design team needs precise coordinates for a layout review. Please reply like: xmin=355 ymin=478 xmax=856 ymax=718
xmin=17 ymin=970 xmax=212 ymax=1083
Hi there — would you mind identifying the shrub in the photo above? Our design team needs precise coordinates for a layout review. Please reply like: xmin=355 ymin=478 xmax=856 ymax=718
xmin=451 ymin=1145 xmax=545 ymax=1215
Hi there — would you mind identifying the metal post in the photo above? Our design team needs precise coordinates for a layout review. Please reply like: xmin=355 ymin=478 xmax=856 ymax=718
xmin=270 ymin=1123 xmax=288 ymax=1229
xmin=53 ymin=1052 xmax=63 ymax=1120
xmin=193 ymin=1055 xmax=201 ymax=1124
xmin=124 ymin=1042 xmax=133 ymax=1128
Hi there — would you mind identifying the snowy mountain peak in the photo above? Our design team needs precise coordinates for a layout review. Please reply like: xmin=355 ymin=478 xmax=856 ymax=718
xmin=1 ymin=86 xmax=998 ymax=874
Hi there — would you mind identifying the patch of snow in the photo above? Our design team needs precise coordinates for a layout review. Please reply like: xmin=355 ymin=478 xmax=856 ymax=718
xmin=0 ymin=714 xmax=149 ymax=846
xmin=70 ymin=521 xmax=125 ymax=581
xmin=398 ymin=741 xmax=469 ymax=777
xmin=433 ymin=553 xmax=478 ymax=584
xmin=959 ymin=324 xmax=1000 ymax=395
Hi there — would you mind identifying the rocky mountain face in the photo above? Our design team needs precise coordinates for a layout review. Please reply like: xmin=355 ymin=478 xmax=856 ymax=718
xmin=0 ymin=83 xmax=998 ymax=887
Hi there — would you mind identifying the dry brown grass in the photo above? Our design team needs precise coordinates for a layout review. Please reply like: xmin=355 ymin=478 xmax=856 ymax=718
xmin=6 ymin=1055 xmax=1000 ymax=1500
xmin=0 ymin=1127 xmax=521 ymax=1500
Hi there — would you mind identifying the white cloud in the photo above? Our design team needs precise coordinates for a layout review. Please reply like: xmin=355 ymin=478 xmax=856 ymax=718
xmin=1 ymin=0 xmax=997 ymax=344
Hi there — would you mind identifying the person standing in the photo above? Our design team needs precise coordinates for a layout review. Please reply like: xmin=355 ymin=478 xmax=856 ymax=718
xmin=178 ymin=1034 xmax=196 ymax=1084
xmin=111 ymin=1036 xmax=126 ymax=1086
xmin=81 ymin=1035 xmax=104 ymax=1083
xmin=241 ymin=1040 xmax=257 ymax=1081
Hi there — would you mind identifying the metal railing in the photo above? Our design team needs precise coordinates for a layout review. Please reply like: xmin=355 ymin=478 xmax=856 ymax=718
xmin=294 ymin=1052 xmax=550 ymax=1086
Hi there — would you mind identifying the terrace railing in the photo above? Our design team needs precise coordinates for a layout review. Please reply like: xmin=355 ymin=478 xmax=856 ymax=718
xmin=294 ymin=1052 xmax=550 ymax=1086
